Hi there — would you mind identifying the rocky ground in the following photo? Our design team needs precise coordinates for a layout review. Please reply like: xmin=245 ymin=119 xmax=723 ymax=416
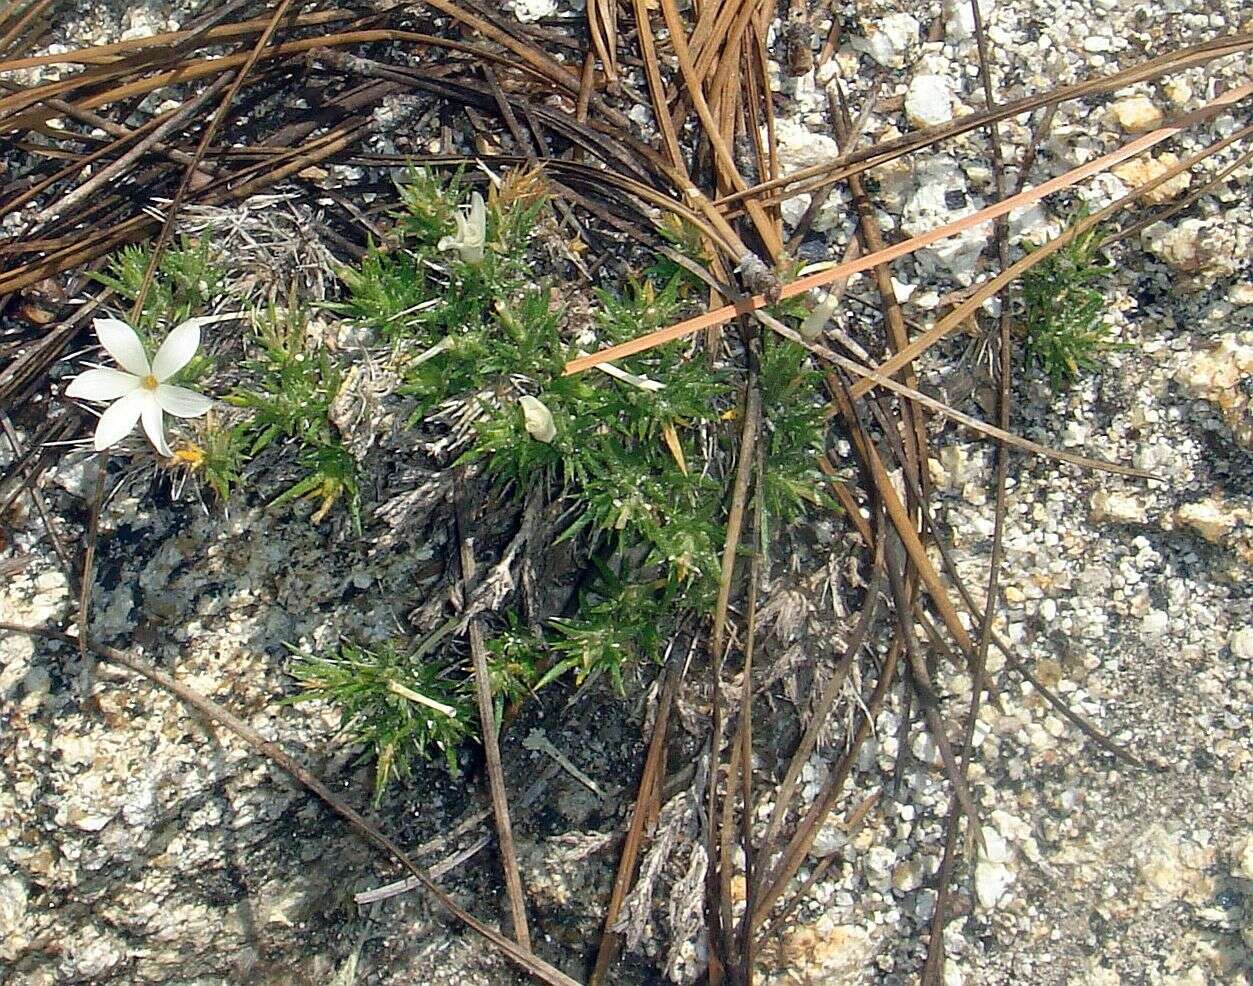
xmin=1 ymin=1 xmax=1251 ymax=985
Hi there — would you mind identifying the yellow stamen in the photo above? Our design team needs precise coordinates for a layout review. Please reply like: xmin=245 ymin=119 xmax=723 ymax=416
xmin=171 ymin=446 xmax=206 ymax=468
xmin=141 ymin=374 xmax=159 ymax=390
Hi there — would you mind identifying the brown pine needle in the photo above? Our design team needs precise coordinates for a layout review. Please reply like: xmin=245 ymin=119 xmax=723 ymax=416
xmin=0 ymin=622 xmax=580 ymax=986
xmin=562 ymin=81 xmax=1253 ymax=376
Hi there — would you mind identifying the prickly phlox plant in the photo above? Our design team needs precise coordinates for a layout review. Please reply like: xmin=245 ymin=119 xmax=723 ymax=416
xmin=96 ymin=170 xmax=835 ymax=798
xmin=1020 ymin=215 xmax=1122 ymax=388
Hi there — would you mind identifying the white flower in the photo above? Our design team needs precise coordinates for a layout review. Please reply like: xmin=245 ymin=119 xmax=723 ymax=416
xmin=65 ymin=317 xmax=213 ymax=457
xmin=438 ymin=191 xmax=487 ymax=263
xmin=518 ymin=395 xmax=556 ymax=443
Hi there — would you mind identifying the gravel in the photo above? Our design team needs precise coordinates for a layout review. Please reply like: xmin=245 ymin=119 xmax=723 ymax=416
xmin=1 ymin=1 xmax=1250 ymax=984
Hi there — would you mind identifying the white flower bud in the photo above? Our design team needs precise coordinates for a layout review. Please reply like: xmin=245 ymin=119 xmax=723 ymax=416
xmin=519 ymin=395 xmax=556 ymax=443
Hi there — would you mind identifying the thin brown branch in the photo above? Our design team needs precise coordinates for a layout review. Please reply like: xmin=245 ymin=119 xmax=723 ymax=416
xmin=588 ymin=655 xmax=682 ymax=986
xmin=715 ymin=32 xmax=1253 ymax=208
xmin=0 ymin=622 xmax=582 ymax=986
xmin=705 ymin=356 xmax=762 ymax=984
xmin=32 ymin=73 xmax=232 ymax=226
xmin=923 ymin=5 xmax=1016 ymax=976
xmin=751 ymin=641 xmax=900 ymax=929
xmin=0 ymin=8 xmax=353 ymax=74
xmin=128 ymin=0 xmax=300 ymax=322
xmin=564 ymin=78 xmax=1253 ymax=376
xmin=656 ymin=0 xmax=783 ymax=262
xmin=753 ymin=557 xmax=885 ymax=886
xmin=455 ymin=481 xmax=532 ymax=951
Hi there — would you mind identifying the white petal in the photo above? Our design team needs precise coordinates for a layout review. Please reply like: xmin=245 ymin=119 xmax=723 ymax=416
xmin=519 ymin=395 xmax=556 ymax=443
xmin=438 ymin=235 xmax=457 ymax=252
xmin=151 ymin=319 xmax=201 ymax=381
xmin=94 ymin=317 xmax=150 ymax=376
xmin=413 ymin=337 xmax=453 ymax=366
xmin=466 ymin=193 xmax=486 ymax=246
xmin=155 ymin=384 xmax=212 ymax=418
xmin=141 ymin=398 xmax=171 ymax=457
xmin=66 ymin=367 xmax=140 ymax=402
xmin=592 ymin=360 xmax=665 ymax=392
xmin=92 ymin=390 xmax=147 ymax=451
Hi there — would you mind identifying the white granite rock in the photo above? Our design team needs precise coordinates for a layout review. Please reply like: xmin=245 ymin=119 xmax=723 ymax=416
xmin=852 ymin=12 xmax=920 ymax=68
xmin=891 ymin=857 xmax=924 ymax=893
xmin=1090 ymin=490 xmax=1147 ymax=525
xmin=1109 ymin=95 xmax=1164 ymax=132
xmin=1143 ymin=218 xmax=1242 ymax=287
xmin=944 ymin=0 xmax=995 ymax=42
xmin=975 ymin=858 xmax=1015 ymax=908
xmin=1110 ymin=153 xmax=1192 ymax=205
xmin=1233 ymin=834 xmax=1253 ymax=881
xmin=974 ymin=825 xmax=1017 ymax=908
xmin=770 ymin=119 xmax=852 ymax=231
xmin=509 ymin=0 xmax=557 ymax=23
xmin=905 ymin=74 xmax=954 ymax=129
xmin=1174 ymin=331 xmax=1253 ymax=448
xmin=900 ymin=156 xmax=987 ymax=285
xmin=1174 ymin=499 xmax=1246 ymax=545
xmin=772 ymin=117 xmax=843 ymax=173
xmin=0 ymin=872 xmax=29 ymax=962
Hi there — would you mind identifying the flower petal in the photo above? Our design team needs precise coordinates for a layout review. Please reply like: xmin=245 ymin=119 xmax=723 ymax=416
xmin=92 ymin=390 xmax=147 ymax=451
xmin=155 ymin=383 xmax=212 ymax=418
xmin=94 ymin=317 xmax=150 ymax=376
xmin=469 ymin=192 xmax=486 ymax=233
xmin=66 ymin=367 xmax=140 ymax=402
xmin=519 ymin=395 xmax=556 ymax=443
xmin=141 ymin=397 xmax=171 ymax=457
xmin=151 ymin=319 xmax=201 ymax=381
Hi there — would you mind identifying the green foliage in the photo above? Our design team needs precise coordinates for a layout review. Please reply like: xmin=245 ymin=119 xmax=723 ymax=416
xmin=409 ymin=286 xmax=569 ymax=417
xmin=172 ymin=415 xmax=249 ymax=505
xmin=452 ymin=268 xmax=735 ymax=687
xmin=645 ymin=214 xmax=709 ymax=290
xmin=225 ymin=304 xmax=358 ymax=525
xmin=540 ymin=571 xmax=676 ymax=694
xmin=483 ymin=287 xmax=568 ymax=379
xmin=272 ymin=441 xmax=361 ymax=530
xmin=332 ymin=167 xmax=547 ymax=349
xmin=93 ymin=236 xmax=227 ymax=338
xmin=394 ymin=165 xmax=462 ymax=245
xmin=290 ymin=170 xmax=838 ymax=801
xmin=287 ymin=641 xmax=475 ymax=805
xmin=602 ymin=355 xmax=726 ymax=446
xmin=757 ymin=338 xmax=832 ymax=524
xmin=483 ymin=615 xmax=544 ymax=726
xmin=482 ymin=568 xmax=682 ymax=705
xmin=562 ymin=437 xmax=723 ymax=587
xmin=462 ymin=273 xmax=733 ymax=598
xmin=397 ymin=339 xmax=479 ymax=420
xmin=491 ymin=172 xmax=548 ymax=259
xmin=1021 ymin=220 xmax=1121 ymax=388
xmin=228 ymin=305 xmax=341 ymax=452
xmin=595 ymin=276 xmax=687 ymax=344
xmin=332 ymin=248 xmax=433 ymax=339
xmin=466 ymin=387 xmax=580 ymax=491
